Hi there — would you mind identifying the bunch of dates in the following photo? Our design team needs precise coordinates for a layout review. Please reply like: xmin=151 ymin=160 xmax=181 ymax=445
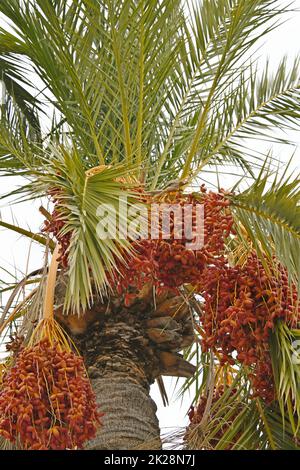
xmin=198 ymin=254 xmax=300 ymax=402
xmin=0 ymin=339 xmax=101 ymax=450
xmin=115 ymin=186 xmax=234 ymax=294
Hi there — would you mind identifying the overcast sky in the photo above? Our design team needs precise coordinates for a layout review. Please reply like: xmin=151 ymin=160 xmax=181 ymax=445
xmin=0 ymin=1 xmax=300 ymax=439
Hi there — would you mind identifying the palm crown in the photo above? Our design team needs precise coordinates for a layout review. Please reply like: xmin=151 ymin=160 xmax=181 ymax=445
xmin=0 ymin=0 xmax=300 ymax=450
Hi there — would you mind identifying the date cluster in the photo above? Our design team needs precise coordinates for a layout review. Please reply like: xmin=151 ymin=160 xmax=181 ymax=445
xmin=0 ymin=339 xmax=101 ymax=450
xmin=198 ymin=254 xmax=300 ymax=402
xmin=115 ymin=187 xmax=234 ymax=298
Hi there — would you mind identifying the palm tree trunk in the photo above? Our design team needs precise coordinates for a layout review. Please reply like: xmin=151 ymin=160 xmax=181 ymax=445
xmin=78 ymin=315 xmax=162 ymax=450
xmin=87 ymin=377 xmax=160 ymax=450
xmin=55 ymin=280 xmax=195 ymax=450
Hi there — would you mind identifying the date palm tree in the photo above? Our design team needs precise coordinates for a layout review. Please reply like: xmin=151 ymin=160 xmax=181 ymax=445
xmin=0 ymin=0 xmax=300 ymax=450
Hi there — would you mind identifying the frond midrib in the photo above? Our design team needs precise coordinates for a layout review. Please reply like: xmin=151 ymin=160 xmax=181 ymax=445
xmin=232 ymin=200 xmax=300 ymax=240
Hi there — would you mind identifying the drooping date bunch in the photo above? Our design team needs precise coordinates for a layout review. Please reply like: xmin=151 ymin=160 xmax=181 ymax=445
xmin=115 ymin=186 xmax=234 ymax=295
xmin=43 ymin=183 xmax=234 ymax=298
xmin=153 ymin=187 xmax=233 ymax=288
xmin=0 ymin=339 xmax=101 ymax=450
xmin=198 ymin=254 xmax=300 ymax=402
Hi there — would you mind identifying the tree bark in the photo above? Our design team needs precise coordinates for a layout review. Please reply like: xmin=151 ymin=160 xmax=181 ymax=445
xmin=78 ymin=316 xmax=162 ymax=450
xmin=86 ymin=377 xmax=160 ymax=450
xmin=55 ymin=279 xmax=196 ymax=450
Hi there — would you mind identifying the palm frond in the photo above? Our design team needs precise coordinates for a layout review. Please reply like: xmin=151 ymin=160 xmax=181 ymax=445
xmin=191 ymin=57 xmax=300 ymax=177
xmin=270 ymin=322 xmax=300 ymax=433
xmin=257 ymin=400 xmax=300 ymax=449
xmin=180 ymin=365 xmax=300 ymax=449
xmin=179 ymin=0 xmax=292 ymax=180
xmin=0 ymin=0 xmax=186 ymax=180
xmin=31 ymin=146 xmax=145 ymax=312
xmin=0 ymin=219 xmax=53 ymax=248
xmin=230 ymin=165 xmax=300 ymax=286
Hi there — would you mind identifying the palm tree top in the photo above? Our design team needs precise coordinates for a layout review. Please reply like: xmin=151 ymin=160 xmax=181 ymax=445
xmin=0 ymin=1 xmax=300 ymax=449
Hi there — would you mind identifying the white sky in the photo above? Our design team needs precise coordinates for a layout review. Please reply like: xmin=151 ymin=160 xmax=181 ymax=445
xmin=0 ymin=1 xmax=300 ymax=440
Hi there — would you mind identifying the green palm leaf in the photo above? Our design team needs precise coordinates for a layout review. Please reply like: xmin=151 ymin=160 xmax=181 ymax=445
xmin=270 ymin=322 xmax=300 ymax=433
xmin=191 ymin=58 xmax=300 ymax=177
xmin=32 ymin=146 xmax=144 ymax=312
xmin=0 ymin=219 xmax=53 ymax=248
xmin=230 ymin=165 xmax=300 ymax=286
